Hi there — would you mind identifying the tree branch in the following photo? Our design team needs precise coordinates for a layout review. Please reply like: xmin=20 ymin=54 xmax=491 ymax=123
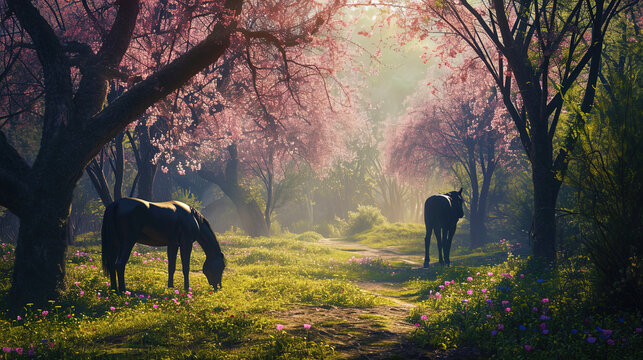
xmin=79 ymin=1 xmax=244 ymax=164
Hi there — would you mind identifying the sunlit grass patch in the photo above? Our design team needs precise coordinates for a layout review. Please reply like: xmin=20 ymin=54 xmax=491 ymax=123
xmin=0 ymin=232 xmax=382 ymax=358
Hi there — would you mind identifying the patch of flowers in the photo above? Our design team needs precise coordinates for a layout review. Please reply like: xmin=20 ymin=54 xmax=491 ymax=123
xmin=408 ymin=259 xmax=643 ymax=358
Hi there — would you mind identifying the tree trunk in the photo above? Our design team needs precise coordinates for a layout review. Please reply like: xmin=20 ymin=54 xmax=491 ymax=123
xmin=136 ymin=125 xmax=158 ymax=201
xmin=264 ymin=173 xmax=273 ymax=233
xmin=232 ymin=194 xmax=269 ymax=237
xmin=10 ymin=184 xmax=75 ymax=308
xmin=199 ymin=145 xmax=269 ymax=237
xmin=531 ymin=162 xmax=558 ymax=260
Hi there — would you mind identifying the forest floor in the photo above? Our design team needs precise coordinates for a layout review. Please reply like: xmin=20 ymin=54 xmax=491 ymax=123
xmin=272 ymin=238 xmax=478 ymax=359
xmin=5 ymin=227 xmax=637 ymax=359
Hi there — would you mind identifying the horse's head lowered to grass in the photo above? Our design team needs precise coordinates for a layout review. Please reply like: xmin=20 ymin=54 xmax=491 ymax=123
xmin=194 ymin=210 xmax=226 ymax=290
xmin=203 ymin=256 xmax=225 ymax=290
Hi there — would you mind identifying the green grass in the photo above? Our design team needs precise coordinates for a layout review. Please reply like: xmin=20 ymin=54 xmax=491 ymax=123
xmin=1 ymin=228 xmax=642 ymax=359
xmin=349 ymin=222 xmax=476 ymax=258
xmin=0 ymin=233 xmax=379 ymax=359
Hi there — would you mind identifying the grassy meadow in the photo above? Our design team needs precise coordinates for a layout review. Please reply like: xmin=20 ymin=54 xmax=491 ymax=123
xmin=0 ymin=225 xmax=642 ymax=359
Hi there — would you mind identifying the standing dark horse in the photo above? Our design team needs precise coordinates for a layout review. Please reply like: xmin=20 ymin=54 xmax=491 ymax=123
xmin=423 ymin=188 xmax=464 ymax=267
xmin=101 ymin=197 xmax=225 ymax=292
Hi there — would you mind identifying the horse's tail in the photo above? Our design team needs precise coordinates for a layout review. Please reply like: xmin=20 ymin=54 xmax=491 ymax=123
xmin=101 ymin=201 xmax=118 ymax=276
xmin=423 ymin=197 xmax=431 ymax=228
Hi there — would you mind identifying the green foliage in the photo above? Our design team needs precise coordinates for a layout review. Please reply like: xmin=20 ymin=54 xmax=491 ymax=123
xmin=565 ymin=27 xmax=643 ymax=311
xmin=270 ymin=220 xmax=283 ymax=236
xmin=313 ymin=222 xmax=341 ymax=238
xmin=343 ymin=205 xmax=386 ymax=236
xmin=74 ymin=232 xmax=101 ymax=246
xmin=294 ymin=231 xmax=324 ymax=242
xmin=407 ymin=256 xmax=643 ymax=358
xmin=171 ymin=188 xmax=203 ymax=211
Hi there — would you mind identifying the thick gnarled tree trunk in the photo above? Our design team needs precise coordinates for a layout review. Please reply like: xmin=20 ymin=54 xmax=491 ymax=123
xmin=11 ymin=183 xmax=76 ymax=307
xmin=200 ymin=145 xmax=269 ymax=237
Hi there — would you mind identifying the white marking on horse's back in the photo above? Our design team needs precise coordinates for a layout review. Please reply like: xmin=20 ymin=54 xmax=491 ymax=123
xmin=436 ymin=194 xmax=452 ymax=207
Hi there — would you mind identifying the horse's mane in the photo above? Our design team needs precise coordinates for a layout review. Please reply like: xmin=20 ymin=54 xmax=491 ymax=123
xmin=190 ymin=207 xmax=224 ymax=259
xmin=191 ymin=207 xmax=209 ymax=227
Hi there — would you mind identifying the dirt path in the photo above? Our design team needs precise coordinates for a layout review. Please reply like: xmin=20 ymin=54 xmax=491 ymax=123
xmin=271 ymin=239 xmax=431 ymax=359
xmin=272 ymin=238 xmax=481 ymax=359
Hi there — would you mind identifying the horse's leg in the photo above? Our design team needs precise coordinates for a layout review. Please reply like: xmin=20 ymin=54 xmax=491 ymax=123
xmin=436 ymin=226 xmax=444 ymax=265
xmin=423 ymin=226 xmax=432 ymax=268
xmin=109 ymin=266 xmax=117 ymax=292
xmin=115 ymin=240 xmax=135 ymax=293
xmin=445 ymin=224 xmax=456 ymax=266
xmin=179 ymin=242 xmax=193 ymax=292
xmin=167 ymin=245 xmax=179 ymax=288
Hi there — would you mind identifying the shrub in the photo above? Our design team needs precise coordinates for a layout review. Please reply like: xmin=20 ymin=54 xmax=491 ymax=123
xmin=313 ymin=223 xmax=340 ymax=238
xmin=270 ymin=220 xmax=283 ymax=236
xmin=171 ymin=188 xmax=203 ymax=211
xmin=295 ymin=231 xmax=323 ymax=242
xmin=343 ymin=205 xmax=386 ymax=236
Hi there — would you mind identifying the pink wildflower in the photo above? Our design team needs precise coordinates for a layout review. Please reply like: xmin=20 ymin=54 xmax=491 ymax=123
xmin=505 ymin=307 xmax=511 ymax=312
xmin=481 ymin=288 xmax=487 ymax=293
xmin=15 ymin=348 xmax=23 ymax=355
xmin=304 ymin=324 xmax=311 ymax=330
xmin=276 ymin=324 xmax=284 ymax=331
xmin=541 ymin=298 xmax=549 ymax=303
xmin=110 ymin=306 xmax=116 ymax=311
xmin=467 ymin=277 xmax=473 ymax=281
xmin=524 ymin=345 xmax=532 ymax=351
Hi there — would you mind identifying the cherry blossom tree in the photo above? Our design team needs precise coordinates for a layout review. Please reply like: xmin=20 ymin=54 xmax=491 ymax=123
xmin=396 ymin=0 xmax=635 ymax=260
xmin=388 ymin=60 xmax=516 ymax=247
xmin=0 ymin=0 xmax=346 ymax=308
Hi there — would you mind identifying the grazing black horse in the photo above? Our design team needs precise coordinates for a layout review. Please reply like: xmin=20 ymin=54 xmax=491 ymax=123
xmin=423 ymin=188 xmax=464 ymax=267
xmin=101 ymin=197 xmax=225 ymax=292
